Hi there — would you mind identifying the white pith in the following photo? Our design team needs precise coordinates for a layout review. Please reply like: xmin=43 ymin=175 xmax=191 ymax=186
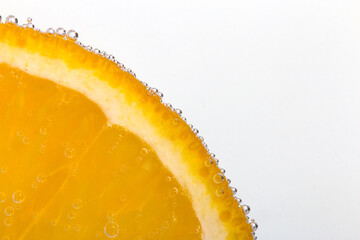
xmin=0 ymin=43 xmax=227 ymax=240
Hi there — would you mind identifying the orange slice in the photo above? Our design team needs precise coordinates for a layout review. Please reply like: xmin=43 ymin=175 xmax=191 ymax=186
xmin=0 ymin=16 xmax=256 ymax=240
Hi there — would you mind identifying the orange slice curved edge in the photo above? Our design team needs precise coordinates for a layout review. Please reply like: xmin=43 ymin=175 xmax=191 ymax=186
xmin=0 ymin=19 xmax=254 ymax=240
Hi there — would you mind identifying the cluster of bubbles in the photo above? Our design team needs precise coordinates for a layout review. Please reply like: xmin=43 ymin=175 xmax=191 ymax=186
xmin=0 ymin=190 xmax=25 ymax=228
xmin=0 ymin=14 xmax=258 ymax=239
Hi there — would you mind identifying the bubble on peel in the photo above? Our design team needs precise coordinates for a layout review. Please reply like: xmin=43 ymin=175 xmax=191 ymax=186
xmin=73 ymin=199 xmax=83 ymax=209
xmin=5 ymin=206 xmax=14 ymax=216
xmin=165 ymin=176 xmax=172 ymax=182
xmin=250 ymin=219 xmax=258 ymax=231
xmin=56 ymin=27 xmax=66 ymax=36
xmin=139 ymin=148 xmax=148 ymax=156
xmin=66 ymin=29 xmax=79 ymax=40
xmin=65 ymin=148 xmax=75 ymax=158
xmin=16 ymin=130 xmax=23 ymax=136
xmin=50 ymin=219 xmax=58 ymax=226
xmin=74 ymin=224 xmax=82 ymax=232
xmin=204 ymin=159 xmax=214 ymax=167
xmin=215 ymin=188 xmax=225 ymax=197
xmin=68 ymin=210 xmax=77 ymax=219
xmin=5 ymin=15 xmax=18 ymax=24
xmin=235 ymin=197 xmax=242 ymax=205
xmin=213 ymin=173 xmax=224 ymax=184
xmin=12 ymin=191 xmax=25 ymax=203
xmin=104 ymin=221 xmax=119 ymax=238
xmin=242 ymin=205 xmax=250 ymax=215
xmin=169 ymin=187 xmax=178 ymax=198
xmin=23 ymin=136 xmax=31 ymax=144
xmin=44 ymin=31 xmax=55 ymax=39
xmin=4 ymin=217 xmax=13 ymax=227
xmin=230 ymin=187 xmax=237 ymax=195
xmin=172 ymin=118 xmax=179 ymax=125
xmin=0 ymin=193 xmax=6 ymax=202
xmin=37 ymin=174 xmax=47 ymax=183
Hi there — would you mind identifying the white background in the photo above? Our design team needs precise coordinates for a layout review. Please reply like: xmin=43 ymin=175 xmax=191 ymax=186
xmin=2 ymin=1 xmax=360 ymax=239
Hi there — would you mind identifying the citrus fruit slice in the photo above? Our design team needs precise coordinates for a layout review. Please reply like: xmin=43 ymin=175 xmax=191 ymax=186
xmin=0 ymin=16 xmax=256 ymax=240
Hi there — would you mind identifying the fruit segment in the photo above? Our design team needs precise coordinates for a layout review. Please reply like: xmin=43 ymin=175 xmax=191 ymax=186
xmin=0 ymin=64 xmax=201 ymax=239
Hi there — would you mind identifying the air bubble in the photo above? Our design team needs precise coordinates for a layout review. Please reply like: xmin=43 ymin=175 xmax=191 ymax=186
xmin=140 ymin=148 xmax=148 ymax=156
xmin=1 ymin=166 xmax=8 ymax=174
xmin=107 ymin=211 xmax=117 ymax=221
xmin=46 ymin=28 xmax=55 ymax=35
xmin=40 ymin=127 xmax=47 ymax=135
xmin=16 ymin=130 xmax=23 ymax=136
xmin=204 ymin=159 xmax=214 ymax=167
xmin=4 ymin=217 xmax=13 ymax=227
xmin=50 ymin=219 xmax=58 ymax=226
xmin=250 ymin=219 xmax=258 ymax=231
xmin=230 ymin=187 xmax=237 ymax=195
xmin=165 ymin=176 xmax=172 ymax=182
xmin=74 ymin=224 xmax=82 ymax=232
xmin=37 ymin=174 xmax=47 ymax=183
xmin=172 ymin=118 xmax=179 ymax=125
xmin=161 ymin=221 xmax=169 ymax=229
xmin=66 ymin=29 xmax=79 ymax=40
xmin=56 ymin=27 xmax=66 ymax=36
xmin=73 ymin=199 xmax=83 ymax=209
xmin=0 ymin=193 xmax=6 ymax=202
xmin=242 ymin=205 xmax=250 ymax=215
xmin=235 ymin=197 xmax=242 ymax=205
xmin=169 ymin=187 xmax=178 ymax=198
xmin=47 ymin=115 xmax=54 ymax=122
xmin=23 ymin=136 xmax=31 ymax=144
xmin=12 ymin=191 xmax=25 ymax=203
xmin=65 ymin=148 xmax=75 ymax=158
xmin=213 ymin=173 xmax=224 ymax=184
xmin=215 ymin=188 xmax=225 ymax=197
xmin=175 ymin=109 xmax=182 ymax=115
xmin=5 ymin=15 xmax=18 ymax=24
xmin=39 ymin=147 xmax=46 ymax=154
xmin=104 ymin=221 xmax=119 ymax=238
xmin=94 ymin=48 xmax=101 ymax=54
xmin=32 ymin=181 xmax=39 ymax=189
xmin=68 ymin=210 xmax=77 ymax=219
xmin=26 ymin=18 xmax=34 ymax=28
xmin=5 ymin=206 xmax=14 ymax=216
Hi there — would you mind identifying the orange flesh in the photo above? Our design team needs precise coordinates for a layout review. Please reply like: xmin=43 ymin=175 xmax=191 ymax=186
xmin=0 ymin=64 xmax=201 ymax=239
